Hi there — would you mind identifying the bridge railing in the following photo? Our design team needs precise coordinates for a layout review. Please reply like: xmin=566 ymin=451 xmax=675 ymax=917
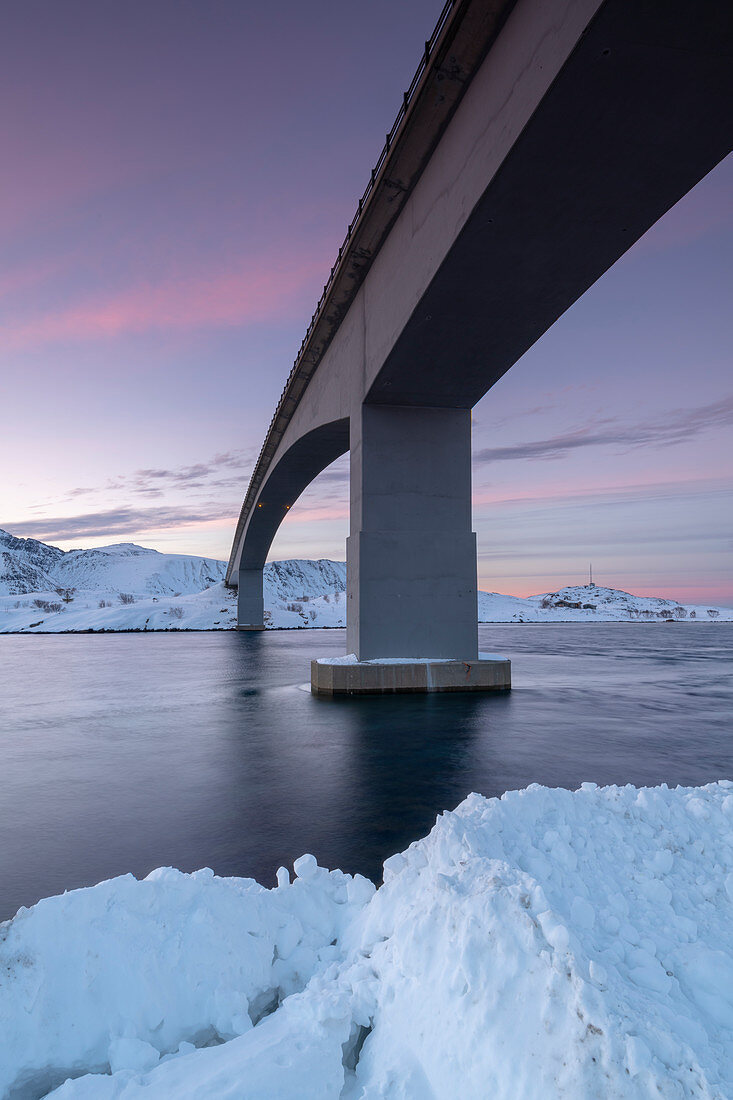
xmin=227 ymin=0 xmax=460 ymax=580
xmin=295 ymin=0 xmax=456 ymax=361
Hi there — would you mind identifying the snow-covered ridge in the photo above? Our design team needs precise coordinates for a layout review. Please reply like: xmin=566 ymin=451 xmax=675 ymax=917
xmin=0 ymin=529 xmax=730 ymax=632
xmin=264 ymin=558 xmax=346 ymax=603
xmin=0 ymin=529 xmax=65 ymax=595
xmin=0 ymin=528 xmax=349 ymax=632
xmin=2 ymin=781 xmax=732 ymax=1097
xmin=0 ymin=529 xmax=225 ymax=598
xmin=479 ymin=582 xmax=733 ymax=623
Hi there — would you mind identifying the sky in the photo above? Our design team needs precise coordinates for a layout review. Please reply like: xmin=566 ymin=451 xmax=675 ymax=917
xmin=1 ymin=1 xmax=731 ymax=605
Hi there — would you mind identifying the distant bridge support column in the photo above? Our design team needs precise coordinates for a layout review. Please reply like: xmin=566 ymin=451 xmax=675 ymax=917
xmin=313 ymin=404 xmax=509 ymax=693
xmin=236 ymin=568 xmax=265 ymax=631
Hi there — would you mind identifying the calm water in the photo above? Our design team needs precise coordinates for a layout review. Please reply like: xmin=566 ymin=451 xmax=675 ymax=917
xmin=1 ymin=624 xmax=731 ymax=920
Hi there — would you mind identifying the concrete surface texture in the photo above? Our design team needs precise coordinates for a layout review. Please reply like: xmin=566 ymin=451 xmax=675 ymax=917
xmin=229 ymin=0 xmax=733 ymax=663
xmin=311 ymin=656 xmax=511 ymax=696
xmin=347 ymin=405 xmax=478 ymax=660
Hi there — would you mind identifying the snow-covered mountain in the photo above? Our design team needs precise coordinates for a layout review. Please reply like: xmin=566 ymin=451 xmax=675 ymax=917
xmin=0 ymin=531 xmax=349 ymax=632
xmin=265 ymin=559 xmax=346 ymax=603
xmin=0 ymin=530 xmax=65 ymax=595
xmin=0 ymin=530 xmax=225 ymax=597
xmin=0 ymin=529 xmax=730 ymax=631
xmin=51 ymin=542 xmax=225 ymax=596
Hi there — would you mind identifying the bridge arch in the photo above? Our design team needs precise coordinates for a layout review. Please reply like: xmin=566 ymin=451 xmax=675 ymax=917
xmin=233 ymin=417 xmax=349 ymax=627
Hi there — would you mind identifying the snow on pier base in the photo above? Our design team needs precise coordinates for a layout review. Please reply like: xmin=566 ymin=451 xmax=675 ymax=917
xmin=311 ymin=652 xmax=511 ymax=695
xmin=2 ymin=781 xmax=733 ymax=1098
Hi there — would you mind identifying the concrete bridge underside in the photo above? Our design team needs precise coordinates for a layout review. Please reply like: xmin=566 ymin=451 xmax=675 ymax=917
xmin=228 ymin=0 xmax=733 ymax=669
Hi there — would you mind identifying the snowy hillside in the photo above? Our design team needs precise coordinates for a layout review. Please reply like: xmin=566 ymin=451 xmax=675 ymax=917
xmin=0 ymin=530 xmax=225 ymax=598
xmin=480 ymin=583 xmax=732 ymax=623
xmin=0 ymin=530 xmax=64 ymax=595
xmin=51 ymin=543 xmax=225 ymax=596
xmin=0 ymin=530 xmax=730 ymax=632
xmin=0 ymin=530 xmax=349 ymax=632
xmin=2 ymin=781 xmax=733 ymax=1097
xmin=265 ymin=559 xmax=346 ymax=603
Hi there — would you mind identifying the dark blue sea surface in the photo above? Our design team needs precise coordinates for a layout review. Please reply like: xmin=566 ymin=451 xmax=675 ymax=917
xmin=1 ymin=624 xmax=731 ymax=920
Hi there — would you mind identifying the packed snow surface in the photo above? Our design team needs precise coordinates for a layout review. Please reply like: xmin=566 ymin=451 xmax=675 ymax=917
xmin=2 ymin=781 xmax=733 ymax=1098
xmin=1 ymin=530 xmax=731 ymax=631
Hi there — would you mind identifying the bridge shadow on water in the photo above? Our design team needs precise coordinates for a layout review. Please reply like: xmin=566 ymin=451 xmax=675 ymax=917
xmin=308 ymin=690 xmax=503 ymax=884
xmin=209 ymin=635 xmax=511 ymax=886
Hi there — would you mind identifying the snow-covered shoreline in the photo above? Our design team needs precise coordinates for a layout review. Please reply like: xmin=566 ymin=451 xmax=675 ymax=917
xmin=2 ymin=531 xmax=731 ymax=633
xmin=3 ymin=780 xmax=733 ymax=1098
xmin=5 ymin=619 xmax=731 ymax=636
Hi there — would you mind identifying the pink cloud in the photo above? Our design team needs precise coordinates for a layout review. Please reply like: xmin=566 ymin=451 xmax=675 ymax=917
xmin=1 ymin=256 xmax=327 ymax=351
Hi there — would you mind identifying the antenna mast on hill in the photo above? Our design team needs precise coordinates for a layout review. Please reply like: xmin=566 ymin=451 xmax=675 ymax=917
xmin=589 ymin=562 xmax=593 ymax=586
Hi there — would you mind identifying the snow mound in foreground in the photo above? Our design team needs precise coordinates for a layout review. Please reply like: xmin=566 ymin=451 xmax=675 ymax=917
xmin=2 ymin=782 xmax=733 ymax=1098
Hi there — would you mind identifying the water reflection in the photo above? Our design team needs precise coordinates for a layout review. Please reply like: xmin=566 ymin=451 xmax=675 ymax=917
xmin=320 ymin=692 xmax=487 ymax=881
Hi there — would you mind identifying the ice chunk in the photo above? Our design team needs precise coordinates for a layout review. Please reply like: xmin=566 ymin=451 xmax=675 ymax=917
xmin=293 ymin=854 xmax=318 ymax=881
xmin=276 ymin=866 xmax=290 ymax=889
xmin=382 ymin=854 xmax=407 ymax=881
xmin=570 ymin=896 xmax=595 ymax=929
xmin=109 ymin=1033 xmax=159 ymax=1074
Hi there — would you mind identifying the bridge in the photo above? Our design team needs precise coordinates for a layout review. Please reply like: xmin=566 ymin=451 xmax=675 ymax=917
xmin=227 ymin=0 xmax=733 ymax=692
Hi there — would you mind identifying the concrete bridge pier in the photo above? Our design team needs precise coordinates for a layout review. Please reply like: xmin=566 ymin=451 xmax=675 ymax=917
xmin=312 ymin=404 xmax=510 ymax=694
xmin=347 ymin=404 xmax=478 ymax=660
xmin=236 ymin=567 xmax=265 ymax=630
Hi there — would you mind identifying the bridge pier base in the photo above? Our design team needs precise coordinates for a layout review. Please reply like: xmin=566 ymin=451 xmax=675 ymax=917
xmin=236 ymin=568 xmax=265 ymax=631
xmin=311 ymin=654 xmax=510 ymax=696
